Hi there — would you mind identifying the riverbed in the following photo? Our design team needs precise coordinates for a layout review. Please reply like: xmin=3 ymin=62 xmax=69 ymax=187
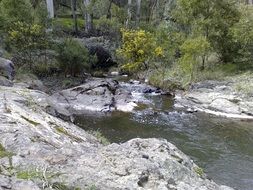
xmin=75 ymin=94 xmax=253 ymax=190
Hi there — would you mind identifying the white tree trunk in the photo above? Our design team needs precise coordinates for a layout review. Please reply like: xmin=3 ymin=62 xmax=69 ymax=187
xmin=46 ymin=0 xmax=54 ymax=18
xmin=136 ymin=0 xmax=141 ymax=25
xmin=126 ymin=0 xmax=132 ymax=27
xmin=84 ymin=0 xmax=92 ymax=33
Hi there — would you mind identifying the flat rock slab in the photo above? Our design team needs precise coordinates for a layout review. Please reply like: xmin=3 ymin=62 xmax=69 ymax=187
xmin=175 ymin=80 xmax=253 ymax=119
xmin=47 ymin=78 xmax=161 ymax=117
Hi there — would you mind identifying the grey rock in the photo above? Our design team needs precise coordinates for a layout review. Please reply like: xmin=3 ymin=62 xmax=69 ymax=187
xmin=14 ymin=73 xmax=47 ymax=92
xmin=175 ymin=79 xmax=253 ymax=119
xmin=47 ymin=78 xmax=139 ymax=116
xmin=0 ymin=57 xmax=15 ymax=80
xmin=0 ymin=85 xmax=233 ymax=190
xmin=0 ymin=76 xmax=13 ymax=87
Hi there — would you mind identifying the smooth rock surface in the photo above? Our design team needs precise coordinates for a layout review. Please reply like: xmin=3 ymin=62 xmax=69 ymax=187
xmin=175 ymin=80 xmax=253 ymax=119
xmin=0 ymin=76 xmax=13 ymax=87
xmin=47 ymin=78 xmax=161 ymax=117
xmin=0 ymin=84 xmax=233 ymax=190
xmin=0 ymin=57 xmax=15 ymax=80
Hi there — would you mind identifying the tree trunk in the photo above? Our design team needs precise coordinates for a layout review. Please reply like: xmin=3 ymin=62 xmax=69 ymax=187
xmin=71 ymin=0 xmax=78 ymax=34
xmin=126 ymin=0 xmax=132 ymax=27
xmin=136 ymin=0 xmax=141 ymax=26
xmin=83 ymin=0 xmax=92 ymax=33
xmin=107 ymin=0 xmax=113 ymax=19
xmin=46 ymin=0 xmax=54 ymax=18
xmin=149 ymin=0 xmax=158 ymax=22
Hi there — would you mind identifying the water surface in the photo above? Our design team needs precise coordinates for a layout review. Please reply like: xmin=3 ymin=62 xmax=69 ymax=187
xmin=76 ymin=95 xmax=253 ymax=190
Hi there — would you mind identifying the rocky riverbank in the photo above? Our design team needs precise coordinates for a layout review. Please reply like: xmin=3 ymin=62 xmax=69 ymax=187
xmin=0 ymin=79 xmax=233 ymax=189
xmin=175 ymin=76 xmax=253 ymax=120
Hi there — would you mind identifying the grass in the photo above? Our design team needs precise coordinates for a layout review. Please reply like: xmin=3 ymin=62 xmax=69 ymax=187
xmin=148 ymin=60 xmax=252 ymax=91
xmin=89 ymin=130 xmax=110 ymax=146
xmin=17 ymin=170 xmax=43 ymax=180
xmin=0 ymin=143 xmax=13 ymax=159
xmin=21 ymin=115 xmax=40 ymax=126
xmin=55 ymin=126 xmax=83 ymax=143
xmin=194 ymin=166 xmax=204 ymax=177
xmin=52 ymin=18 xmax=85 ymax=31
xmin=52 ymin=182 xmax=81 ymax=190
xmin=86 ymin=185 xmax=98 ymax=190
xmin=231 ymin=72 xmax=253 ymax=97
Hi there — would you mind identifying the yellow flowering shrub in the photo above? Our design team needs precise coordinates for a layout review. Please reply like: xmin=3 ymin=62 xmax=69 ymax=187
xmin=8 ymin=21 xmax=46 ymax=49
xmin=117 ymin=29 xmax=164 ymax=72
xmin=7 ymin=21 xmax=47 ymax=69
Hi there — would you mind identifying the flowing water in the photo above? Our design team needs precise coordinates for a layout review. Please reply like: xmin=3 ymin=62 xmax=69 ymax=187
xmin=75 ymin=92 xmax=253 ymax=190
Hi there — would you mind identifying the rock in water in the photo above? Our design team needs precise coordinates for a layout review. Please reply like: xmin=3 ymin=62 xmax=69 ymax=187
xmin=0 ymin=57 xmax=15 ymax=80
xmin=47 ymin=78 xmax=137 ymax=117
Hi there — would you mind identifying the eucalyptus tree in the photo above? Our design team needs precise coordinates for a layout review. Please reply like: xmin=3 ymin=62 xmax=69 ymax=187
xmin=83 ymin=0 xmax=92 ymax=33
xmin=46 ymin=0 xmax=54 ymax=18
xmin=126 ymin=0 xmax=132 ymax=27
xmin=136 ymin=0 xmax=141 ymax=25
xmin=71 ymin=0 xmax=78 ymax=34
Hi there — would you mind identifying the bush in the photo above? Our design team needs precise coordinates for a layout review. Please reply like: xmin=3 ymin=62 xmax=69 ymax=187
xmin=52 ymin=18 xmax=84 ymax=35
xmin=95 ymin=16 xmax=122 ymax=36
xmin=56 ymin=38 xmax=90 ymax=77
xmin=179 ymin=36 xmax=211 ymax=81
xmin=230 ymin=5 xmax=253 ymax=65
xmin=117 ymin=29 xmax=164 ymax=73
xmin=7 ymin=21 xmax=48 ymax=69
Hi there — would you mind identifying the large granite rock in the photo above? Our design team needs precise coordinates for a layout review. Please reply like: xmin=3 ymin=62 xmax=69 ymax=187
xmin=0 ymin=85 xmax=233 ymax=190
xmin=47 ymin=78 xmax=148 ymax=118
xmin=0 ymin=57 xmax=15 ymax=80
xmin=47 ymin=78 xmax=164 ymax=119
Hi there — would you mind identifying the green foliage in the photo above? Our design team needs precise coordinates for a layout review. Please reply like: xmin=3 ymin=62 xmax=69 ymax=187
xmin=173 ymin=0 xmax=240 ymax=63
xmin=7 ymin=21 xmax=48 ymax=69
xmin=230 ymin=5 xmax=253 ymax=63
xmin=0 ymin=143 xmax=13 ymax=159
xmin=56 ymin=38 xmax=90 ymax=77
xmin=179 ymin=36 xmax=210 ymax=81
xmin=52 ymin=18 xmax=84 ymax=33
xmin=17 ymin=170 xmax=43 ymax=180
xmin=194 ymin=166 xmax=204 ymax=177
xmin=0 ymin=0 xmax=33 ymax=26
xmin=117 ymin=29 xmax=164 ymax=73
xmin=52 ymin=182 xmax=81 ymax=190
xmin=95 ymin=16 xmax=122 ymax=35
xmin=89 ymin=130 xmax=110 ymax=145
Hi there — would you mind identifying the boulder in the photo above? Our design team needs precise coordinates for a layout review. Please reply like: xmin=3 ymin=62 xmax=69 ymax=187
xmin=89 ymin=46 xmax=117 ymax=70
xmin=47 ymin=78 xmax=137 ymax=117
xmin=0 ymin=76 xmax=13 ymax=87
xmin=0 ymin=57 xmax=15 ymax=80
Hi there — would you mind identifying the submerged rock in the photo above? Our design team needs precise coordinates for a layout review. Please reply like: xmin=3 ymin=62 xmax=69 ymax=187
xmin=0 ymin=84 xmax=233 ymax=190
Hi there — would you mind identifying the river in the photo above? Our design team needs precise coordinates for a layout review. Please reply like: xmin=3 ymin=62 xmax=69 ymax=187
xmin=75 ymin=87 xmax=253 ymax=190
